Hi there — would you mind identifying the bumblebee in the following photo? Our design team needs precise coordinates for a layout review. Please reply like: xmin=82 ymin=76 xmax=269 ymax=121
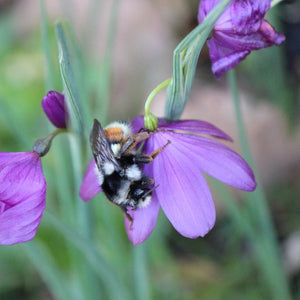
xmin=90 ymin=119 xmax=169 ymax=223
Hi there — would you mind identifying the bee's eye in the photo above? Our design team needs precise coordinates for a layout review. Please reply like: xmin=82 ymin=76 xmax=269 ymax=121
xmin=133 ymin=189 xmax=144 ymax=197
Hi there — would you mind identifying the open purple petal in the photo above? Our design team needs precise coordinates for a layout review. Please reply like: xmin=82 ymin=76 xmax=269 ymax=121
xmin=259 ymin=20 xmax=285 ymax=46
xmin=199 ymin=0 xmax=270 ymax=34
xmin=230 ymin=0 xmax=269 ymax=34
xmin=131 ymin=116 xmax=232 ymax=141
xmin=0 ymin=188 xmax=46 ymax=245
xmin=124 ymin=194 xmax=160 ymax=246
xmin=0 ymin=152 xmax=46 ymax=245
xmin=198 ymin=0 xmax=285 ymax=78
xmin=207 ymin=20 xmax=284 ymax=78
xmin=0 ymin=152 xmax=45 ymax=206
xmin=124 ymin=159 xmax=160 ymax=245
xmin=207 ymin=35 xmax=250 ymax=78
xmin=207 ymin=26 xmax=284 ymax=78
xmin=171 ymin=133 xmax=256 ymax=191
xmin=149 ymin=133 xmax=216 ymax=238
xmin=131 ymin=116 xmax=144 ymax=133
xmin=159 ymin=119 xmax=233 ymax=141
xmin=198 ymin=0 xmax=219 ymax=23
xmin=79 ymin=159 xmax=102 ymax=201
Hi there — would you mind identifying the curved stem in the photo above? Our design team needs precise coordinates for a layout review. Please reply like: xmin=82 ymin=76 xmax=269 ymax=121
xmin=144 ymin=78 xmax=171 ymax=116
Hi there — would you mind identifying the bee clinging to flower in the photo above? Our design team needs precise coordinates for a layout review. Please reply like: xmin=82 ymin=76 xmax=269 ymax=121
xmin=90 ymin=119 xmax=169 ymax=223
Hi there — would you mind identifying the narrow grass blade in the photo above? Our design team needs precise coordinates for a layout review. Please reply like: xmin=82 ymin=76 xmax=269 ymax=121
xmin=23 ymin=241 xmax=72 ymax=300
xmin=54 ymin=22 xmax=85 ymax=138
xmin=227 ymin=69 xmax=291 ymax=300
xmin=133 ymin=243 xmax=151 ymax=300
xmin=44 ymin=212 xmax=132 ymax=300
xmin=40 ymin=0 xmax=56 ymax=91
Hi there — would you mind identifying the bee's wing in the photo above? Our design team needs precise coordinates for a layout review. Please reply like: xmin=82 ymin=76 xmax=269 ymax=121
xmin=90 ymin=119 xmax=122 ymax=173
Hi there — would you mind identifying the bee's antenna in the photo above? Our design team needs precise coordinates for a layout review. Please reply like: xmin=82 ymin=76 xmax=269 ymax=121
xmin=143 ymin=184 xmax=159 ymax=198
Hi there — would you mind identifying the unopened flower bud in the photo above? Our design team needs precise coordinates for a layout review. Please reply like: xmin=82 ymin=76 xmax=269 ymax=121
xmin=42 ymin=91 xmax=67 ymax=128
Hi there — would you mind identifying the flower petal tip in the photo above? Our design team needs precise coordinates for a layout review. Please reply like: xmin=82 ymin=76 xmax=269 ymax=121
xmin=124 ymin=197 xmax=160 ymax=245
xmin=79 ymin=160 xmax=102 ymax=202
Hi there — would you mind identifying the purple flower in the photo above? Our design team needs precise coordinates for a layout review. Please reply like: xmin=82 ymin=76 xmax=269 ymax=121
xmin=80 ymin=116 xmax=256 ymax=245
xmin=0 ymin=151 xmax=46 ymax=245
xmin=198 ymin=0 xmax=285 ymax=78
xmin=42 ymin=91 xmax=67 ymax=128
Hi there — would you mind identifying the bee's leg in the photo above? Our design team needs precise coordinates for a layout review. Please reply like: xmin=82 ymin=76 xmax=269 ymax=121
xmin=141 ymin=176 xmax=155 ymax=186
xmin=119 ymin=131 xmax=153 ymax=157
xmin=120 ymin=204 xmax=133 ymax=226
xmin=134 ymin=140 xmax=171 ymax=164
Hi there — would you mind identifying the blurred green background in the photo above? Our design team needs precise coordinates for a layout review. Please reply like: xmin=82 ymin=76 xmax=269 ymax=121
xmin=0 ymin=0 xmax=299 ymax=299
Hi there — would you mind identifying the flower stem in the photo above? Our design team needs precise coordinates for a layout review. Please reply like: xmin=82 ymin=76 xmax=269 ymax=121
xmin=133 ymin=244 xmax=151 ymax=300
xmin=228 ymin=70 xmax=273 ymax=236
xmin=144 ymin=78 xmax=171 ymax=131
xmin=144 ymin=78 xmax=172 ymax=116
xmin=227 ymin=69 xmax=291 ymax=300
xmin=40 ymin=0 xmax=55 ymax=91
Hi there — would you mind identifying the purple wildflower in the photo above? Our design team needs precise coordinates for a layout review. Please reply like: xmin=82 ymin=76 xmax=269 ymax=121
xmin=42 ymin=91 xmax=67 ymax=128
xmin=198 ymin=0 xmax=285 ymax=78
xmin=0 ymin=151 xmax=46 ymax=245
xmin=80 ymin=116 xmax=256 ymax=245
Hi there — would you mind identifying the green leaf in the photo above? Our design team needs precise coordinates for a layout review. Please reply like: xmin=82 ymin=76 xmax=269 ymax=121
xmin=24 ymin=241 xmax=73 ymax=300
xmin=40 ymin=0 xmax=56 ymax=91
xmin=54 ymin=22 xmax=85 ymax=138
xmin=44 ymin=212 xmax=132 ymax=300
xmin=165 ymin=0 xmax=232 ymax=120
xmin=133 ymin=244 xmax=151 ymax=300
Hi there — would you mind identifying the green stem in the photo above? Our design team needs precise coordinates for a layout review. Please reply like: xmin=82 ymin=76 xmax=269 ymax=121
xmin=144 ymin=78 xmax=172 ymax=116
xmin=228 ymin=70 xmax=274 ymax=237
xmin=133 ymin=244 xmax=151 ymax=300
xmin=227 ymin=69 xmax=291 ymax=300
xmin=100 ymin=0 xmax=121 ymax=121
xmin=40 ymin=0 xmax=55 ymax=91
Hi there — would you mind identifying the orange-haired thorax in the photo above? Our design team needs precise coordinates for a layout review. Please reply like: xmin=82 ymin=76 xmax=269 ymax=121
xmin=104 ymin=127 xmax=125 ymax=143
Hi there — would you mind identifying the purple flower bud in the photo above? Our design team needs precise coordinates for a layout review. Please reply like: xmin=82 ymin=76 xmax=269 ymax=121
xmin=198 ymin=0 xmax=285 ymax=78
xmin=42 ymin=91 xmax=67 ymax=128
xmin=0 ymin=151 xmax=46 ymax=245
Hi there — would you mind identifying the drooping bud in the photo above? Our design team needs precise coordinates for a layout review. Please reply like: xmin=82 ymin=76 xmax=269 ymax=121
xmin=42 ymin=91 xmax=67 ymax=128
xmin=144 ymin=113 xmax=158 ymax=131
xmin=33 ymin=133 xmax=55 ymax=157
